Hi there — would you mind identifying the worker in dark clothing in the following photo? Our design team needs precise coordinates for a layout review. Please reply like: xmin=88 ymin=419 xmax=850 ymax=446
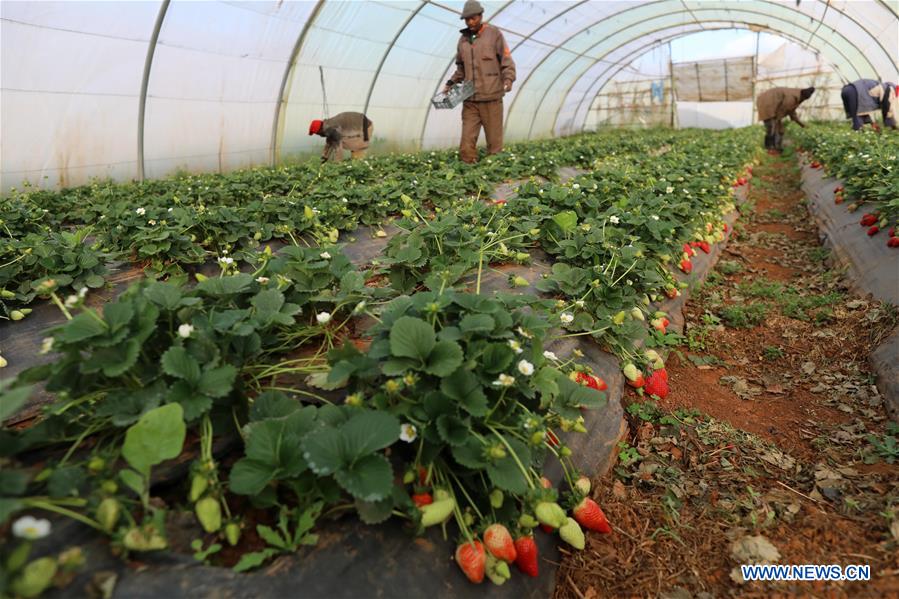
xmin=308 ymin=112 xmax=374 ymax=162
xmin=756 ymin=86 xmax=815 ymax=153
xmin=442 ymin=0 xmax=516 ymax=164
xmin=840 ymin=79 xmax=897 ymax=131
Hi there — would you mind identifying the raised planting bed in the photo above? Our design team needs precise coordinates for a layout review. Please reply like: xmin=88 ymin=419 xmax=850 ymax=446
xmin=0 ymin=128 xmax=759 ymax=598
xmin=792 ymin=123 xmax=898 ymax=419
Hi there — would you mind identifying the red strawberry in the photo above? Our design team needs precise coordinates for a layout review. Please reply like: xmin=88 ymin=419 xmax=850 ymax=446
xmin=484 ymin=524 xmax=517 ymax=562
xmin=665 ymin=287 xmax=679 ymax=299
xmin=539 ymin=476 xmax=552 ymax=489
xmin=679 ymin=259 xmax=693 ymax=274
xmin=418 ymin=466 xmax=430 ymax=486
xmin=834 ymin=185 xmax=843 ymax=193
xmin=575 ymin=372 xmax=607 ymax=391
xmin=698 ymin=241 xmax=711 ymax=254
xmin=888 ymin=237 xmax=899 ymax=248
xmin=835 ymin=195 xmax=844 ymax=205
xmin=682 ymin=243 xmax=695 ymax=257
xmin=643 ymin=371 xmax=670 ymax=399
xmin=455 ymin=540 xmax=486 ymax=583
xmin=539 ymin=523 xmax=555 ymax=534
xmin=860 ymin=214 xmax=878 ymax=227
xmin=888 ymin=227 xmax=896 ymax=238
xmin=655 ymin=367 xmax=669 ymax=382
xmin=412 ymin=493 xmax=433 ymax=507
xmin=722 ymin=223 xmax=729 ymax=233
xmin=492 ymin=199 xmax=507 ymax=206
xmin=626 ymin=374 xmax=645 ymax=389
xmin=573 ymin=497 xmax=612 ymax=534
xmin=545 ymin=430 xmax=559 ymax=448
xmin=868 ymin=226 xmax=880 ymax=236
xmin=513 ymin=536 xmax=539 ymax=577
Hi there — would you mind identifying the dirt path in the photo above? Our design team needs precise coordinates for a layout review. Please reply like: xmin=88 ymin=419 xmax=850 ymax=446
xmin=555 ymin=149 xmax=899 ymax=598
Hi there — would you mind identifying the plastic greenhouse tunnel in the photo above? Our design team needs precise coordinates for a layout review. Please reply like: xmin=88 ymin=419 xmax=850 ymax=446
xmin=1 ymin=1 xmax=898 ymax=597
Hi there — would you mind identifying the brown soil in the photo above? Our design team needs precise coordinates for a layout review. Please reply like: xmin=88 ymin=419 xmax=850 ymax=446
xmin=555 ymin=150 xmax=899 ymax=598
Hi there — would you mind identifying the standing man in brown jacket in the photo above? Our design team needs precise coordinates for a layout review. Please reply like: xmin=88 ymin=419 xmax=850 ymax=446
xmin=443 ymin=0 xmax=516 ymax=164
xmin=756 ymin=86 xmax=815 ymax=153
xmin=308 ymin=112 xmax=374 ymax=163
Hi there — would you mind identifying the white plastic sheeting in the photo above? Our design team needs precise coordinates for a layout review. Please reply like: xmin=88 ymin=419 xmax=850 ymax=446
xmin=2 ymin=0 xmax=897 ymax=191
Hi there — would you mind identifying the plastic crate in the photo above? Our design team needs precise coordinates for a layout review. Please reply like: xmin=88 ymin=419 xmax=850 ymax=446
xmin=431 ymin=80 xmax=475 ymax=110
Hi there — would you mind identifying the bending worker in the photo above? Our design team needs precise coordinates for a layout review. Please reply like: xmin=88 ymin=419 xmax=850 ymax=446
xmin=308 ymin=112 xmax=374 ymax=163
xmin=442 ymin=0 xmax=516 ymax=164
xmin=756 ymin=86 xmax=815 ymax=152
xmin=840 ymin=79 xmax=897 ymax=131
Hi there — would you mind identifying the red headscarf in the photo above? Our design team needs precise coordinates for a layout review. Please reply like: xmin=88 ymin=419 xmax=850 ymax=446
xmin=309 ymin=120 xmax=323 ymax=135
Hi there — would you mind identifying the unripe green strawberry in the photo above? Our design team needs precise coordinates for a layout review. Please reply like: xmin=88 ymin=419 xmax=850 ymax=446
xmin=575 ymin=476 xmax=591 ymax=496
xmin=535 ymin=502 xmax=567 ymax=529
xmin=630 ymin=307 xmax=644 ymax=321
xmin=225 ymin=522 xmax=241 ymax=546
xmin=518 ymin=514 xmax=539 ymax=529
xmin=529 ymin=430 xmax=545 ymax=445
xmin=87 ymin=456 xmax=106 ymax=473
xmin=10 ymin=310 xmax=25 ymax=321
xmin=641 ymin=294 xmax=651 ymax=306
xmin=489 ymin=489 xmax=504 ymax=509
xmin=485 ymin=554 xmax=512 ymax=585
xmin=612 ymin=310 xmax=626 ymax=325
xmin=189 ymin=473 xmax=209 ymax=502
xmin=96 ymin=497 xmax=121 ymax=532
xmin=559 ymin=517 xmax=585 ymax=550
xmin=511 ymin=275 xmax=529 ymax=288
xmin=0 ymin=289 xmax=15 ymax=299
xmin=559 ymin=446 xmax=572 ymax=457
xmin=102 ymin=480 xmax=118 ymax=495
xmin=195 ymin=497 xmax=222 ymax=533
xmin=420 ymin=497 xmax=455 ymax=527
xmin=433 ymin=487 xmax=450 ymax=501
xmin=403 ymin=469 xmax=416 ymax=484
xmin=489 ymin=444 xmax=507 ymax=459
xmin=515 ymin=252 xmax=530 ymax=262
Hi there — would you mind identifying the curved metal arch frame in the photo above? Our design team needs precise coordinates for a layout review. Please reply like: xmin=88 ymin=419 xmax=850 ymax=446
xmin=505 ymin=0 xmax=886 ymax=139
xmin=562 ymin=23 xmax=844 ymax=137
xmin=269 ymin=0 xmax=325 ymax=166
xmin=518 ymin=5 xmax=870 ymax=142
xmin=561 ymin=20 xmax=857 ymax=137
xmin=136 ymin=0 xmax=171 ymax=182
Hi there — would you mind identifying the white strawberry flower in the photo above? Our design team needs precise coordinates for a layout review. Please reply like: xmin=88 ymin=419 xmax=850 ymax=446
xmin=135 ymin=207 xmax=146 ymax=216
xmin=609 ymin=216 xmax=620 ymax=224
xmin=516 ymin=326 xmax=532 ymax=339
xmin=40 ymin=337 xmax=55 ymax=355
xmin=517 ymin=360 xmax=534 ymax=376
xmin=508 ymin=339 xmax=523 ymax=354
xmin=64 ymin=294 xmax=79 ymax=308
xmin=399 ymin=423 xmax=418 ymax=443
xmin=651 ymin=215 xmax=660 ymax=221
xmin=255 ymin=276 xmax=270 ymax=285
xmin=666 ymin=186 xmax=674 ymax=194
xmin=147 ymin=219 xmax=156 ymax=226
xmin=560 ymin=312 xmax=574 ymax=324
xmin=319 ymin=251 xmax=331 ymax=260
xmin=493 ymin=374 xmax=516 ymax=387
xmin=12 ymin=516 xmax=51 ymax=540
xmin=178 ymin=324 xmax=194 ymax=339
xmin=542 ymin=350 xmax=558 ymax=361
xmin=316 ymin=311 xmax=332 ymax=325
xmin=218 ymin=256 xmax=234 ymax=267
xmin=572 ymin=183 xmax=580 ymax=190
xmin=574 ymin=300 xmax=585 ymax=308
